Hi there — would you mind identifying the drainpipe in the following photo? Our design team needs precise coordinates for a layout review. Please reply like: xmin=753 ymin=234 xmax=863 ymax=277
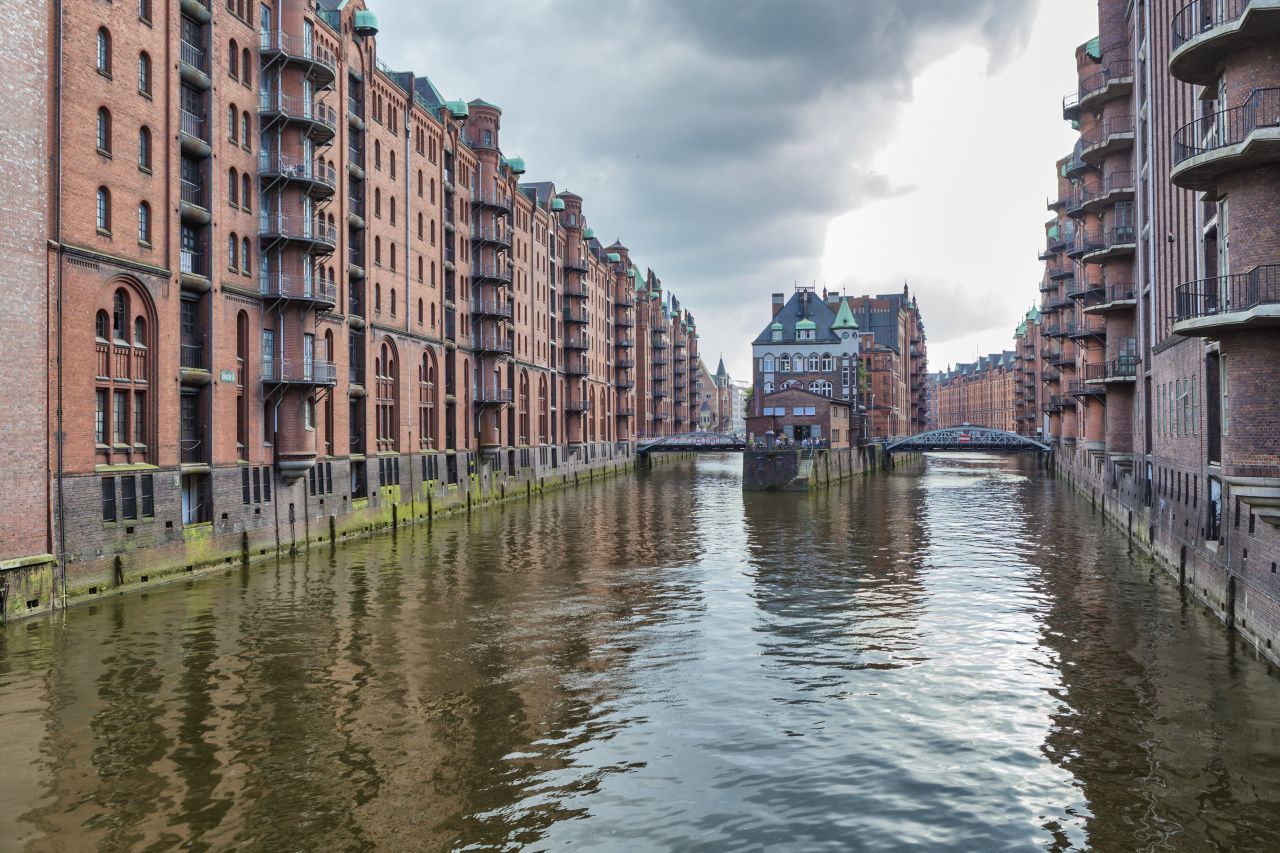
xmin=53 ymin=0 xmax=67 ymax=605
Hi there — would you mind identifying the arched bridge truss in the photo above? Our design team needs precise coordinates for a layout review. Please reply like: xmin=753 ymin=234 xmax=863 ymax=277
xmin=637 ymin=432 xmax=745 ymax=454
xmin=885 ymin=426 xmax=1051 ymax=454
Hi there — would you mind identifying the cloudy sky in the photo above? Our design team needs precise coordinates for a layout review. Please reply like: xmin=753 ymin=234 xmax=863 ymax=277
xmin=375 ymin=0 xmax=1096 ymax=377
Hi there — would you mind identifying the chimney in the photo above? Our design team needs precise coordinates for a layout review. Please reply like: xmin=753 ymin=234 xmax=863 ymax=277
xmin=771 ymin=293 xmax=784 ymax=317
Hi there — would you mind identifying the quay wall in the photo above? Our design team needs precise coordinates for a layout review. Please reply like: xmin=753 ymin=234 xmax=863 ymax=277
xmin=743 ymin=444 xmax=911 ymax=491
xmin=1 ymin=448 xmax=690 ymax=624
xmin=1054 ymin=451 xmax=1280 ymax=669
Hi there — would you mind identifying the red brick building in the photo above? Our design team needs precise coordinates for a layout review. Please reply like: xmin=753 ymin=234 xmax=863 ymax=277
xmin=1036 ymin=0 xmax=1280 ymax=663
xmin=1 ymin=0 xmax=705 ymax=617
xmin=931 ymin=351 xmax=1018 ymax=432
xmin=846 ymin=287 xmax=929 ymax=439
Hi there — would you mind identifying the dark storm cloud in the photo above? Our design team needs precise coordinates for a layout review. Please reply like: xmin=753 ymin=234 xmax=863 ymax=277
xmin=373 ymin=0 xmax=1040 ymax=369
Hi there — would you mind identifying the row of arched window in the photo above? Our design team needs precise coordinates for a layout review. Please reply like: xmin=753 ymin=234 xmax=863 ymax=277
xmin=95 ymin=188 xmax=152 ymax=244
xmin=226 ymin=39 xmax=252 ymax=86
xmin=761 ymin=353 xmax=836 ymax=373
xmin=97 ymin=28 xmax=153 ymax=96
xmin=760 ymin=380 xmax=834 ymax=397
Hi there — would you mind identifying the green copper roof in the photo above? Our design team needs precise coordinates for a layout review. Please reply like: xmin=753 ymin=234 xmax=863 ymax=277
xmin=1047 ymin=223 xmax=1060 ymax=239
xmin=831 ymin=298 xmax=858 ymax=330
xmin=444 ymin=100 xmax=469 ymax=118
xmin=1016 ymin=322 xmax=1027 ymax=336
xmin=583 ymin=226 xmax=594 ymax=239
xmin=1085 ymin=36 xmax=1100 ymax=60
xmin=353 ymin=10 xmax=379 ymax=34
xmin=606 ymin=252 xmax=621 ymax=262
xmin=506 ymin=156 xmax=526 ymax=174
xmin=1027 ymin=306 xmax=1042 ymax=322
xmin=770 ymin=321 xmax=783 ymax=330
xmin=550 ymin=197 xmax=565 ymax=211
xmin=795 ymin=318 xmax=816 ymax=331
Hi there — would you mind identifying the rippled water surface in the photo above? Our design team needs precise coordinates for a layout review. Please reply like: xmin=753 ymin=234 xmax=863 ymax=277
xmin=2 ymin=454 xmax=1280 ymax=851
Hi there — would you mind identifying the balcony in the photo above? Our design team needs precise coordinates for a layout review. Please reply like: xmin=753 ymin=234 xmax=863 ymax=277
xmin=1084 ymin=283 xmax=1137 ymax=314
xmin=347 ymin=95 xmax=364 ymax=130
xmin=1068 ymin=379 xmax=1106 ymax=398
xmin=1067 ymin=276 xmax=1104 ymax=300
xmin=1073 ymin=171 xmax=1136 ymax=216
xmin=1039 ymin=277 xmax=1059 ymax=293
xmin=616 ymin=335 xmax=635 ymax=348
xmin=616 ymin=357 xmax=636 ymax=368
xmin=472 ymin=334 xmax=514 ymax=355
xmin=472 ymin=263 xmax=513 ymax=285
xmin=1063 ymin=147 xmax=1091 ymax=179
xmin=470 ymin=297 xmax=512 ymax=319
xmin=347 ymin=193 xmax=365 ymax=229
xmin=347 ymin=145 xmax=366 ymax=179
xmin=1041 ymin=323 xmax=1067 ymax=338
xmin=1062 ymin=90 xmax=1082 ymax=122
xmin=1170 ymin=1 xmax=1280 ymax=86
xmin=1084 ymin=355 xmax=1140 ymax=383
xmin=1171 ymin=88 xmax=1280 ymax=194
xmin=651 ymin=337 xmax=669 ymax=349
xmin=564 ymin=399 xmax=591 ymax=414
xmin=1044 ymin=296 xmax=1073 ymax=313
xmin=1080 ymin=115 xmax=1135 ymax=164
xmin=616 ymin=294 xmax=636 ymax=308
xmin=259 ymin=272 xmax=337 ymax=308
xmin=1079 ymin=225 xmax=1136 ymax=262
xmin=259 ymin=212 xmax=337 ymax=252
xmin=653 ymin=412 xmax=671 ymax=422
xmin=472 ymin=189 xmax=512 ymax=212
xmin=1077 ymin=60 xmax=1134 ymax=112
xmin=180 ymin=337 xmax=210 ymax=384
xmin=259 ymin=30 xmax=337 ymax=88
xmin=563 ymin=307 xmax=590 ymax=324
xmin=179 ymin=179 xmax=210 ymax=224
xmin=347 ymin=245 xmax=365 ymax=280
xmin=474 ymin=386 xmax=514 ymax=405
xmin=258 ymin=93 xmax=337 ymax=143
xmin=653 ymin=387 xmax=670 ymax=398
xmin=617 ymin=407 xmax=636 ymax=417
xmin=564 ymin=258 xmax=590 ymax=274
xmin=179 ymin=110 xmax=210 ymax=157
xmin=652 ymin=355 xmax=670 ymax=366
xmin=1172 ymin=264 xmax=1280 ymax=335
xmin=1046 ymin=349 xmax=1075 ymax=367
xmin=179 ymin=248 xmax=210 ymax=290
xmin=178 ymin=40 xmax=210 ymax=89
xmin=180 ymin=426 xmax=208 ymax=466
xmin=563 ymin=357 xmax=589 ymax=376
xmin=615 ymin=312 xmax=635 ymax=327
xmin=564 ymin=335 xmax=590 ymax=351
xmin=562 ymin=280 xmax=589 ymax=298
xmin=258 ymin=152 xmax=337 ymax=197
xmin=471 ymin=224 xmax=513 ymax=247
xmin=1043 ymin=394 xmax=1069 ymax=412
xmin=1067 ymin=316 xmax=1107 ymax=340
xmin=262 ymin=357 xmax=337 ymax=386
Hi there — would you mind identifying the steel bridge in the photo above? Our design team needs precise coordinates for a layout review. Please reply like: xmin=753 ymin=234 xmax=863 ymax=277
xmin=884 ymin=426 xmax=1051 ymax=454
xmin=637 ymin=432 xmax=745 ymax=454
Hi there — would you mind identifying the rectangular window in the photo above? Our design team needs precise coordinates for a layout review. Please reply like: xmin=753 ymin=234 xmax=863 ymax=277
xmin=252 ymin=466 xmax=261 ymax=503
xmin=133 ymin=390 xmax=146 ymax=445
xmin=121 ymin=476 xmax=137 ymax=520
xmin=113 ymin=390 xmax=127 ymax=444
xmin=1220 ymin=355 xmax=1229 ymax=435
xmin=101 ymin=477 xmax=117 ymax=522
xmin=140 ymin=474 xmax=153 ymax=517
xmin=262 ymin=466 xmax=271 ymax=502
xmin=242 ymin=467 xmax=251 ymax=504
xmin=96 ymin=389 xmax=107 ymax=444
xmin=325 ymin=462 xmax=333 ymax=494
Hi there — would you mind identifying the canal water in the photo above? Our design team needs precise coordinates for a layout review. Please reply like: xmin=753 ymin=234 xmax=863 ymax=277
xmin=2 ymin=454 xmax=1279 ymax=851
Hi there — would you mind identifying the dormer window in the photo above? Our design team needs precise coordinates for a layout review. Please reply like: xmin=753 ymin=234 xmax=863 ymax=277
xmin=771 ymin=329 xmax=781 ymax=342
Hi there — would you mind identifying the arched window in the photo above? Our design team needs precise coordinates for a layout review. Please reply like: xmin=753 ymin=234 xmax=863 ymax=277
xmin=241 ymin=111 xmax=251 ymax=146
xmin=97 ymin=107 xmax=111 ymax=153
xmin=430 ymin=178 xmax=435 ymax=203
xmin=762 ymin=354 xmax=775 ymax=373
xmin=138 ymin=0 xmax=152 ymax=23
xmin=417 ymin=298 xmax=423 ymax=324
xmin=374 ymin=236 xmax=381 ymax=266
xmin=97 ymin=28 xmax=111 ymax=75
xmin=137 ymin=52 xmax=151 ymax=95
xmin=227 ymin=232 xmax=238 ymax=269
xmin=390 ymin=151 xmax=396 ymax=179
xmin=96 ymin=187 xmax=111 ymax=232
xmin=417 ymin=170 xmax=423 ymax=196
xmin=96 ymin=282 xmax=153 ymax=460
xmin=137 ymin=126 xmax=151 ymax=170
xmin=112 ymin=289 xmax=129 ymax=340
xmin=137 ymin=201 xmax=151 ymax=243
xmin=390 ymin=289 xmax=397 ymax=316
xmin=419 ymin=350 xmax=437 ymax=449
xmin=808 ymin=355 xmax=820 ymax=372
xmin=417 ymin=212 xmax=423 ymax=239
xmin=389 ymin=243 xmax=397 ymax=272
xmin=390 ymin=196 xmax=396 ymax=225
xmin=228 ymin=105 xmax=238 ymax=142
xmin=821 ymin=354 xmax=834 ymax=372
xmin=374 ymin=139 xmax=381 ymax=170
xmin=374 ymin=187 xmax=381 ymax=218
xmin=241 ymin=49 xmax=251 ymax=86
xmin=374 ymin=283 xmax=381 ymax=313
xmin=375 ymin=341 xmax=399 ymax=451
xmin=228 ymin=167 xmax=239 ymax=205
xmin=241 ymin=237 xmax=251 ymax=271
xmin=430 ymin=303 xmax=436 ymax=327
xmin=808 ymin=380 xmax=833 ymax=397
xmin=228 ymin=40 xmax=238 ymax=78
xmin=763 ymin=382 xmax=775 ymax=394
xmin=778 ymin=355 xmax=790 ymax=373
xmin=241 ymin=173 xmax=252 ymax=210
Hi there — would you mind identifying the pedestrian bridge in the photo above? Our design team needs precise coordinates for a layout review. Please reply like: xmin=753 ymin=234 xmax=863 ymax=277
xmin=637 ymin=432 xmax=745 ymax=454
xmin=884 ymin=426 xmax=1051 ymax=454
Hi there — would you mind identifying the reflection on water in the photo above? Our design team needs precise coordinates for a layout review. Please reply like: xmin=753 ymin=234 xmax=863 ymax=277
xmin=1 ymin=453 xmax=1278 ymax=851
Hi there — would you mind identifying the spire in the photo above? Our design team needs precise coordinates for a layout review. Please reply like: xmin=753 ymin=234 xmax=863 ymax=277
xmin=831 ymin=297 xmax=858 ymax=331
xmin=715 ymin=356 xmax=728 ymax=379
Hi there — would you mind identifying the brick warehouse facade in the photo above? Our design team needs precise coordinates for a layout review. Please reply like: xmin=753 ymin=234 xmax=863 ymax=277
xmin=931 ymin=351 xmax=1018 ymax=432
xmin=1 ymin=0 xmax=708 ymax=619
xmin=1037 ymin=0 xmax=1280 ymax=664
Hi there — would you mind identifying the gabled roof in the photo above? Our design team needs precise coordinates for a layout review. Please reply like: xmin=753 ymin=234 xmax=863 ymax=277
xmin=752 ymin=290 xmax=843 ymax=346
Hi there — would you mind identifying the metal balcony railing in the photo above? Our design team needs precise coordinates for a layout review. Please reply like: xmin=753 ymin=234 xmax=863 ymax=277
xmin=261 ymin=357 xmax=337 ymax=385
xmin=1084 ymin=356 xmax=1140 ymax=381
xmin=259 ymin=272 xmax=337 ymax=304
xmin=471 ymin=224 xmax=513 ymax=245
xmin=1081 ymin=114 xmax=1135 ymax=152
xmin=180 ymin=248 xmax=207 ymax=277
xmin=180 ymin=339 xmax=208 ymax=370
xmin=1173 ymin=88 xmax=1280 ymax=165
xmin=1173 ymin=264 xmax=1280 ymax=323
xmin=474 ymin=386 xmax=514 ymax=404
xmin=179 ymin=109 xmax=207 ymax=142
xmin=470 ymin=297 xmax=512 ymax=318
xmin=472 ymin=263 xmax=512 ymax=283
xmin=180 ymin=178 xmax=207 ymax=210
xmin=259 ymin=92 xmax=337 ymax=133
xmin=347 ymin=95 xmax=363 ymax=119
xmin=259 ymin=152 xmax=337 ymax=189
xmin=181 ymin=427 xmax=207 ymax=465
xmin=179 ymin=40 xmax=207 ymax=73
xmin=348 ymin=145 xmax=365 ymax=171
xmin=471 ymin=189 xmax=512 ymax=211
xmin=259 ymin=30 xmax=338 ymax=77
xmin=1078 ymin=60 xmax=1134 ymax=102
xmin=1172 ymin=0 xmax=1258 ymax=49
xmin=260 ymin=212 xmax=337 ymax=247
xmin=472 ymin=334 xmax=514 ymax=354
